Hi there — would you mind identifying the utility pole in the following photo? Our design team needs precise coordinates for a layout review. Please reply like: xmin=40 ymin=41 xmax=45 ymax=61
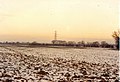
xmin=55 ymin=31 xmax=57 ymax=40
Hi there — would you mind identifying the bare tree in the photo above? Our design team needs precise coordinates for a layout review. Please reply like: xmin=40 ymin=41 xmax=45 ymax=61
xmin=68 ymin=41 xmax=76 ymax=46
xmin=101 ymin=41 xmax=109 ymax=48
xmin=112 ymin=31 xmax=119 ymax=50
xmin=92 ymin=41 xmax=100 ymax=47
xmin=78 ymin=41 xmax=85 ymax=47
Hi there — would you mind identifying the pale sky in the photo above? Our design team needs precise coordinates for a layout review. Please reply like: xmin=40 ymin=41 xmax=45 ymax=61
xmin=0 ymin=0 xmax=119 ymax=43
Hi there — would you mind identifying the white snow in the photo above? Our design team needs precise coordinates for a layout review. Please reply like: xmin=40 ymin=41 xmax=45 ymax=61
xmin=0 ymin=46 xmax=119 ymax=82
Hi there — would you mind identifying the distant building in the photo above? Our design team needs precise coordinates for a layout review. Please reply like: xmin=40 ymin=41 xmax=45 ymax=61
xmin=52 ymin=40 xmax=67 ymax=45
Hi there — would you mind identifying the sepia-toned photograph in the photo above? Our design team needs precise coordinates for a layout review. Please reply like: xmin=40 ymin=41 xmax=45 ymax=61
xmin=0 ymin=0 xmax=119 ymax=82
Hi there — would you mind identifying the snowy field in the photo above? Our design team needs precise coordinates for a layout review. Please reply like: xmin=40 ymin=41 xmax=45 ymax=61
xmin=12 ymin=47 xmax=119 ymax=65
xmin=0 ymin=46 xmax=119 ymax=82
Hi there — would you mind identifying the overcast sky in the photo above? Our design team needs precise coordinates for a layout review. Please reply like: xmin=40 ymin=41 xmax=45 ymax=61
xmin=0 ymin=0 xmax=118 ymax=43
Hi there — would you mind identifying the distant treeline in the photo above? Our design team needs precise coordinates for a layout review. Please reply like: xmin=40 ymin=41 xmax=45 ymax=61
xmin=51 ymin=40 xmax=115 ymax=48
xmin=0 ymin=41 xmax=115 ymax=49
xmin=0 ymin=30 xmax=119 ymax=49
